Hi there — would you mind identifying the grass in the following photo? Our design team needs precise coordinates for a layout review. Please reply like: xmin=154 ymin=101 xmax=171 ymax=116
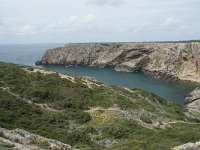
xmin=0 ymin=61 xmax=200 ymax=149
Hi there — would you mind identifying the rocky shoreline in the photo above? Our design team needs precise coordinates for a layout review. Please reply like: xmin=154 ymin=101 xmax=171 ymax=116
xmin=36 ymin=42 xmax=200 ymax=83
xmin=36 ymin=42 xmax=200 ymax=119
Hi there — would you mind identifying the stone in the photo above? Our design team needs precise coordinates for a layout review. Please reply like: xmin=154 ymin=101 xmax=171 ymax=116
xmin=0 ymin=127 xmax=75 ymax=150
xmin=184 ymin=88 xmax=200 ymax=119
xmin=172 ymin=141 xmax=200 ymax=150
xmin=36 ymin=42 xmax=200 ymax=82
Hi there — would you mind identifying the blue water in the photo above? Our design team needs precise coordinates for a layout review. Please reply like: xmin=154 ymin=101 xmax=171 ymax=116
xmin=0 ymin=43 xmax=199 ymax=105
xmin=0 ymin=43 xmax=63 ymax=66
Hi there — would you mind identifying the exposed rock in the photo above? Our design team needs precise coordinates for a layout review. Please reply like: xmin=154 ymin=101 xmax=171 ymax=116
xmin=192 ymin=43 xmax=200 ymax=73
xmin=115 ymin=55 xmax=149 ymax=72
xmin=0 ymin=127 xmax=75 ymax=150
xmin=36 ymin=42 xmax=200 ymax=82
xmin=184 ymin=88 xmax=200 ymax=119
xmin=172 ymin=141 xmax=200 ymax=150
xmin=186 ymin=88 xmax=200 ymax=104
xmin=35 ymin=60 xmax=42 ymax=65
xmin=83 ymin=76 xmax=97 ymax=82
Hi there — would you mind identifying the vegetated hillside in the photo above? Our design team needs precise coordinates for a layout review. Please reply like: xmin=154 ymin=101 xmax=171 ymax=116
xmin=0 ymin=62 xmax=200 ymax=150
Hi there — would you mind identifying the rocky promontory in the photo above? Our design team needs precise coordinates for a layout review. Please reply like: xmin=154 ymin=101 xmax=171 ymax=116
xmin=36 ymin=42 xmax=200 ymax=82
xmin=184 ymin=88 xmax=200 ymax=119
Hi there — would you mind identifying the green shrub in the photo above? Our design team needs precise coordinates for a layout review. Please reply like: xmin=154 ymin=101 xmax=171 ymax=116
xmin=65 ymin=109 xmax=91 ymax=124
xmin=1 ymin=62 xmax=200 ymax=150
xmin=102 ymin=124 xmax=130 ymax=139
xmin=140 ymin=114 xmax=152 ymax=124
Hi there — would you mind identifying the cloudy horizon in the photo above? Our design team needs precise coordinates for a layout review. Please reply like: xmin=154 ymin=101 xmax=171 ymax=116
xmin=0 ymin=0 xmax=200 ymax=44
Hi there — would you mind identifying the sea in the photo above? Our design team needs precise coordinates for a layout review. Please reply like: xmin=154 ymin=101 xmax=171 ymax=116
xmin=0 ymin=43 xmax=199 ymax=105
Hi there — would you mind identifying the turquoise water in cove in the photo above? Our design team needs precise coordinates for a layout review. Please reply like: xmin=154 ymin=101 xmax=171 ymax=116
xmin=0 ymin=43 xmax=199 ymax=105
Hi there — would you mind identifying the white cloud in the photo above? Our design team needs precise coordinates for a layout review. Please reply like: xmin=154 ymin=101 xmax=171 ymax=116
xmin=132 ymin=23 xmax=150 ymax=34
xmin=82 ymin=14 xmax=96 ymax=23
xmin=0 ymin=15 xmax=3 ymax=26
xmin=162 ymin=17 xmax=180 ymax=27
xmin=0 ymin=0 xmax=200 ymax=43
xmin=0 ymin=20 xmax=3 ymax=26
xmin=18 ymin=25 xmax=37 ymax=35
xmin=45 ymin=14 xmax=97 ymax=32
xmin=0 ymin=13 xmax=97 ymax=36
xmin=86 ymin=0 xmax=125 ymax=6
xmin=180 ymin=25 xmax=186 ymax=30
xmin=68 ymin=16 xmax=78 ymax=24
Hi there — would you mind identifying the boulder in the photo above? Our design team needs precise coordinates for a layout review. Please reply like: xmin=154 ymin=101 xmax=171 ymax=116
xmin=184 ymin=88 xmax=200 ymax=119
xmin=172 ymin=141 xmax=200 ymax=150
xmin=0 ymin=127 xmax=74 ymax=150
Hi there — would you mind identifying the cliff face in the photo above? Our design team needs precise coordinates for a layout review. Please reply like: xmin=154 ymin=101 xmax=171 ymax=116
xmin=184 ymin=88 xmax=200 ymax=119
xmin=0 ymin=128 xmax=73 ymax=150
xmin=37 ymin=42 xmax=200 ymax=82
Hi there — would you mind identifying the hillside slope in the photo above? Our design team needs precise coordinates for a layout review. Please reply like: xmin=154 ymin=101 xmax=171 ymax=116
xmin=1 ymin=62 xmax=200 ymax=149
xmin=36 ymin=42 xmax=200 ymax=82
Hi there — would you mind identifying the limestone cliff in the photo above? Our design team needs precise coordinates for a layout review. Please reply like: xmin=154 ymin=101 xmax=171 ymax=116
xmin=184 ymin=88 xmax=200 ymax=119
xmin=36 ymin=42 xmax=200 ymax=82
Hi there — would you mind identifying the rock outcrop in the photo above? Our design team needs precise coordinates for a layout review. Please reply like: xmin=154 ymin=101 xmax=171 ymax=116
xmin=172 ymin=141 xmax=200 ymax=150
xmin=0 ymin=127 xmax=74 ymax=150
xmin=184 ymin=88 xmax=200 ymax=119
xmin=36 ymin=42 xmax=200 ymax=82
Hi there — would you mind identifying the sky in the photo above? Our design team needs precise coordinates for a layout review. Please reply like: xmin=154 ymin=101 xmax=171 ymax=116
xmin=0 ymin=0 xmax=200 ymax=44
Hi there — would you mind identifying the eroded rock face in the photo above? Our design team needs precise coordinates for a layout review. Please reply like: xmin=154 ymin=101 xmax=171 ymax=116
xmin=145 ymin=42 xmax=200 ymax=82
xmin=192 ymin=43 xmax=200 ymax=73
xmin=37 ymin=42 xmax=200 ymax=82
xmin=184 ymin=88 xmax=200 ymax=119
xmin=114 ymin=55 xmax=149 ymax=72
xmin=0 ymin=127 xmax=74 ymax=150
xmin=172 ymin=141 xmax=200 ymax=150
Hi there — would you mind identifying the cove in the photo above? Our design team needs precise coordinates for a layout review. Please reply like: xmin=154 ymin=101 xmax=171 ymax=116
xmin=41 ymin=64 xmax=199 ymax=105
xmin=0 ymin=43 xmax=199 ymax=105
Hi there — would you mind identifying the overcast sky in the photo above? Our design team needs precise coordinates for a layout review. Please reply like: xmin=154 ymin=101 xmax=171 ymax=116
xmin=0 ymin=0 xmax=200 ymax=44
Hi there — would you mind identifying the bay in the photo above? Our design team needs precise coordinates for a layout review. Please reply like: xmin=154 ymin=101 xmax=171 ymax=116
xmin=0 ymin=43 xmax=198 ymax=105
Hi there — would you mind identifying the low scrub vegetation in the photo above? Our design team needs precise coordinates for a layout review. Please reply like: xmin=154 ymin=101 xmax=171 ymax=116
xmin=0 ymin=62 xmax=200 ymax=149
